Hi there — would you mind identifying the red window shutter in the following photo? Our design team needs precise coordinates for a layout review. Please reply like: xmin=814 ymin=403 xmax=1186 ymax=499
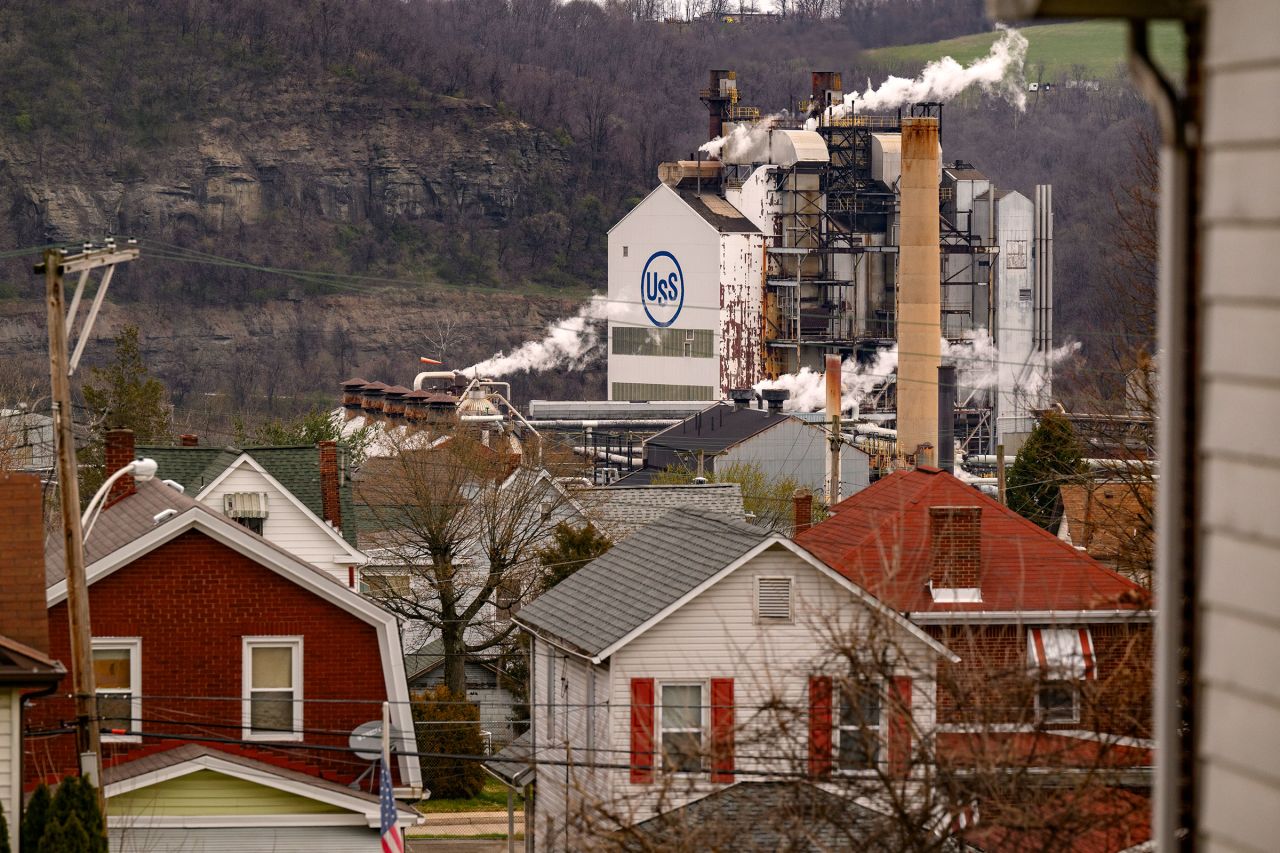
xmin=630 ymin=678 xmax=655 ymax=783
xmin=808 ymin=675 xmax=833 ymax=779
xmin=888 ymin=676 xmax=913 ymax=777
xmin=710 ymin=678 xmax=735 ymax=783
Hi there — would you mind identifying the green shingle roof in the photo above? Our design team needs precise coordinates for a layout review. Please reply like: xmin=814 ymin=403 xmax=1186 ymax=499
xmin=136 ymin=443 xmax=359 ymax=548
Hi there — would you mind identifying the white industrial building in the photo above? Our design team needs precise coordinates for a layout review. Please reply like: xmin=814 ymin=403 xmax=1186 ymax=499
xmin=606 ymin=70 xmax=1056 ymax=455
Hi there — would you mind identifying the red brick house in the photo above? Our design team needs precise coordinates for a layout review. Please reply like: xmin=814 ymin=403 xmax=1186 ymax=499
xmin=795 ymin=466 xmax=1153 ymax=763
xmin=26 ymin=433 xmax=422 ymax=848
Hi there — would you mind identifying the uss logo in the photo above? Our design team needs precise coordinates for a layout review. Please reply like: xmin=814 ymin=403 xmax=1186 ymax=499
xmin=640 ymin=251 xmax=684 ymax=328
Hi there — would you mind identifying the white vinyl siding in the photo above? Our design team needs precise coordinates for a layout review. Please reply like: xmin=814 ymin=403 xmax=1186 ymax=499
xmin=242 ymin=637 xmax=303 ymax=741
xmin=1 ymin=690 xmax=18 ymax=853
xmin=93 ymin=637 xmax=141 ymax=742
xmin=1196 ymin=2 xmax=1280 ymax=848
xmin=108 ymin=826 xmax=382 ymax=852
xmin=531 ymin=543 xmax=937 ymax=833
xmin=200 ymin=463 xmax=353 ymax=583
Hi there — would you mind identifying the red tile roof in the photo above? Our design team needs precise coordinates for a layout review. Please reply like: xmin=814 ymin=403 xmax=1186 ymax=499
xmin=795 ymin=467 xmax=1149 ymax=614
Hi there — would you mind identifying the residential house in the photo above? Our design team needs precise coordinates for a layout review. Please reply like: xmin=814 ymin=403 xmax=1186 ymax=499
xmin=612 ymin=399 xmax=871 ymax=499
xmin=1059 ymin=479 xmax=1154 ymax=587
xmin=576 ymin=481 xmax=746 ymax=541
xmin=136 ymin=433 xmax=366 ymax=586
xmin=0 ymin=472 xmax=64 ymax=852
xmin=795 ymin=466 xmax=1153 ymax=772
xmin=27 ymin=433 xmax=423 ymax=849
xmin=509 ymin=508 xmax=955 ymax=848
xmin=405 ymin=638 xmax=520 ymax=748
xmin=0 ymin=407 xmax=54 ymax=472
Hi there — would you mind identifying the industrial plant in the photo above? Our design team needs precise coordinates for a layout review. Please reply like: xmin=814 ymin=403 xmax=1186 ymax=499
xmin=607 ymin=70 xmax=1057 ymax=460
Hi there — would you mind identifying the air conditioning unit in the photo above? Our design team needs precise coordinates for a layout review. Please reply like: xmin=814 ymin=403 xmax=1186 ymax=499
xmin=223 ymin=492 xmax=269 ymax=519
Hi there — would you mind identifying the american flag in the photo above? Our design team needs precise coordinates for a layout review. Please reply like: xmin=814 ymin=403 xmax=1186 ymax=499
xmin=379 ymin=756 xmax=404 ymax=853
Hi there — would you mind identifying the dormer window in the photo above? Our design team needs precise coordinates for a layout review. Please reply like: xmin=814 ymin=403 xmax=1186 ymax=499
xmin=755 ymin=577 xmax=793 ymax=623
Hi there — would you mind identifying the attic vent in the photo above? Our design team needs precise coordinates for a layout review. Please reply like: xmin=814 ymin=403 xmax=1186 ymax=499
xmin=756 ymin=577 xmax=793 ymax=623
xmin=223 ymin=492 xmax=269 ymax=520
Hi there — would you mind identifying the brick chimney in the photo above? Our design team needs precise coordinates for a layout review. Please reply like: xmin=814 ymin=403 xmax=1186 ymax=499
xmin=0 ymin=471 xmax=50 ymax=652
xmin=180 ymin=433 xmax=199 ymax=447
xmin=319 ymin=440 xmax=341 ymax=532
xmin=105 ymin=428 xmax=137 ymax=507
xmin=793 ymin=489 xmax=814 ymax=535
xmin=929 ymin=506 xmax=982 ymax=590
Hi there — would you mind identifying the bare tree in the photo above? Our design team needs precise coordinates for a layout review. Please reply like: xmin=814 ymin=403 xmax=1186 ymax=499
xmin=357 ymin=427 xmax=578 ymax=694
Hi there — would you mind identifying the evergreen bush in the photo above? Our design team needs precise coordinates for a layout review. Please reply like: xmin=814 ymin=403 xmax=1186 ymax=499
xmin=413 ymin=684 xmax=487 ymax=799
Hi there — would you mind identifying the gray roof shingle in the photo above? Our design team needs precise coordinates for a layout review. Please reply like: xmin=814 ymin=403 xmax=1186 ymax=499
xmin=579 ymin=482 xmax=746 ymax=541
xmin=515 ymin=508 xmax=768 ymax=657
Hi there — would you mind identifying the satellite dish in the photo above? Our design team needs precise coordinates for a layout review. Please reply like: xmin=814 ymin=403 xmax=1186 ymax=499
xmin=349 ymin=720 xmax=399 ymax=762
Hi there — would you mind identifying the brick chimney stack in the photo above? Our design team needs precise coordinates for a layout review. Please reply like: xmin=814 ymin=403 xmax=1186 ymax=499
xmin=318 ymin=440 xmax=341 ymax=532
xmin=180 ymin=433 xmax=199 ymax=447
xmin=929 ymin=506 xmax=982 ymax=589
xmin=105 ymin=428 xmax=137 ymax=507
xmin=0 ymin=471 xmax=51 ymax=652
xmin=793 ymin=489 xmax=814 ymax=535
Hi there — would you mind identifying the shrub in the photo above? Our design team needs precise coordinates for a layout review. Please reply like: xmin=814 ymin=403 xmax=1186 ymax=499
xmin=21 ymin=784 xmax=51 ymax=853
xmin=413 ymin=684 xmax=487 ymax=799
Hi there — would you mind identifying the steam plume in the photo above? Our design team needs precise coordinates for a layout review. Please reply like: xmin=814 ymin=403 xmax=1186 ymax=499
xmin=754 ymin=332 xmax=1079 ymax=414
xmin=811 ymin=26 xmax=1028 ymax=126
xmin=699 ymin=113 xmax=784 ymax=162
xmin=466 ymin=297 xmax=607 ymax=376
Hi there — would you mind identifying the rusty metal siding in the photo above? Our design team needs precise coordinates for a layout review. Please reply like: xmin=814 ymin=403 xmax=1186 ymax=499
xmin=720 ymin=232 xmax=766 ymax=393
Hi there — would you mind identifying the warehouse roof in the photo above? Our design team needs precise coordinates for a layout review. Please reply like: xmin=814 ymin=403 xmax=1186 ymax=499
xmin=677 ymin=190 xmax=761 ymax=234
xmin=515 ymin=508 xmax=768 ymax=658
xmin=645 ymin=402 xmax=794 ymax=453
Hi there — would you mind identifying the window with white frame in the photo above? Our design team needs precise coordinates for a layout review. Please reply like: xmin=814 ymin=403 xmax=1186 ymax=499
xmin=1036 ymin=682 xmax=1080 ymax=724
xmin=836 ymin=680 xmax=882 ymax=771
xmin=360 ymin=567 xmax=410 ymax=599
xmin=660 ymin=683 xmax=705 ymax=773
xmin=755 ymin=576 xmax=793 ymax=623
xmin=243 ymin=637 xmax=303 ymax=740
xmin=93 ymin=638 xmax=141 ymax=742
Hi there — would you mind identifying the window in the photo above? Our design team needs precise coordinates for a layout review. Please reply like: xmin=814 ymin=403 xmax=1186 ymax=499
xmin=235 ymin=517 xmax=265 ymax=535
xmin=360 ymin=569 xmax=409 ymax=598
xmin=660 ymin=683 xmax=705 ymax=773
xmin=755 ymin=577 xmax=793 ymax=623
xmin=243 ymin=637 xmax=302 ymax=740
xmin=93 ymin=639 xmax=141 ymax=742
xmin=623 ymin=245 xmax=629 ymax=257
xmin=1037 ymin=682 xmax=1079 ymax=724
xmin=836 ymin=681 xmax=881 ymax=771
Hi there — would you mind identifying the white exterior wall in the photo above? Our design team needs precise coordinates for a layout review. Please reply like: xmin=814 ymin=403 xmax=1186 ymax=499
xmin=198 ymin=463 xmax=356 ymax=584
xmin=1196 ymin=1 xmax=1280 ymax=848
xmin=724 ymin=166 xmax=780 ymax=235
xmin=719 ymin=232 xmax=767 ymax=392
xmin=1 ymin=689 xmax=17 ymax=853
xmin=608 ymin=186 xmax=722 ymax=401
xmin=530 ymin=544 xmax=938 ymax=841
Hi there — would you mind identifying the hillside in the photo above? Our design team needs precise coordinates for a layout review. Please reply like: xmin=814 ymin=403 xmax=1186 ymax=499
xmin=866 ymin=20 xmax=1186 ymax=81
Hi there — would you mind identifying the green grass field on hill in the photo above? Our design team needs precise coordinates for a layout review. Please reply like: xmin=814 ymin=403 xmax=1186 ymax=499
xmin=865 ymin=20 xmax=1184 ymax=82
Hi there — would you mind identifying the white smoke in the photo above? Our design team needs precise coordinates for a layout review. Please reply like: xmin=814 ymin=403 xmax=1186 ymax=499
xmin=809 ymin=26 xmax=1028 ymax=127
xmin=754 ymin=346 xmax=899 ymax=414
xmin=754 ymin=332 xmax=1080 ymax=414
xmin=699 ymin=113 xmax=784 ymax=163
xmin=466 ymin=296 xmax=608 ymax=376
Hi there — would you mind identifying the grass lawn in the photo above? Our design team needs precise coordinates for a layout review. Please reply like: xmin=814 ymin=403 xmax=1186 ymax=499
xmin=417 ymin=779 xmax=524 ymax=813
xmin=865 ymin=20 xmax=1185 ymax=81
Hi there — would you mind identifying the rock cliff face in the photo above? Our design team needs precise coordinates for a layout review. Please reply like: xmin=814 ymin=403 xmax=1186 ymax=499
xmin=3 ymin=83 xmax=567 ymax=245
xmin=0 ymin=83 xmax=597 ymax=413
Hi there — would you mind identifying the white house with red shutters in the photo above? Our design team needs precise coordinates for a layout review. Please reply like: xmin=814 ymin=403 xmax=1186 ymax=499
xmin=509 ymin=508 xmax=956 ymax=848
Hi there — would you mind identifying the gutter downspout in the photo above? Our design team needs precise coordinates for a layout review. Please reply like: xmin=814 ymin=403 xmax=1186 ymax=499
xmin=1128 ymin=15 xmax=1204 ymax=852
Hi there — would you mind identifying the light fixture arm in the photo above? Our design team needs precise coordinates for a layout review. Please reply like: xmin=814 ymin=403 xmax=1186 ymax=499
xmin=81 ymin=458 xmax=158 ymax=541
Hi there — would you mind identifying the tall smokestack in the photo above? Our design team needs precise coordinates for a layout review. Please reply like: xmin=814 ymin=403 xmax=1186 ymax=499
xmin=825 ymin=354 xmax=842 ymax=504
xmin=896 ymin=117 xmax=941 ymax=465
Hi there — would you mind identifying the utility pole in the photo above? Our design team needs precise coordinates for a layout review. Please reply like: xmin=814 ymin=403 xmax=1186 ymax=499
xmin=35 ymin=241 xmax=139 ymax=816
xmin=996 ymin=442 xmax=1007 ymax=505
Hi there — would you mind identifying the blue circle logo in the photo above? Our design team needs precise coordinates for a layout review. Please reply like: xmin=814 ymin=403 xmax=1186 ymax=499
xmin=640 ymin=251 xmax=684 ymax=328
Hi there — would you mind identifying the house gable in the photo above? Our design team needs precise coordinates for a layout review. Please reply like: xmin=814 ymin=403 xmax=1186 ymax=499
xmin=196 ymin=453 xmax=365 ymax=580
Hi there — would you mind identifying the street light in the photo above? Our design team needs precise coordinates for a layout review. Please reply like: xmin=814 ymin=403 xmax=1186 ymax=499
xmin=81 ymin=458 xmax=158 ymax=542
